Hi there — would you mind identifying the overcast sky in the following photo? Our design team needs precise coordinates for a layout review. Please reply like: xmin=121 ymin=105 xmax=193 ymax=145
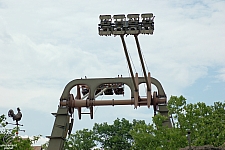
xmin=0 ymin=0 xmax=225 ymax=146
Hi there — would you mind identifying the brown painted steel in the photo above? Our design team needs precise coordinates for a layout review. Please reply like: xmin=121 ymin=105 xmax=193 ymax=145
xmin=147 ymin=72 xmax=151 ymax=108
xmin=47 ymin=13 xmax=172 ymax=150
xmin=134 ymin=73 xmax=139 ymax=108
xmin=60 ymin=99 xmax=134 ymax=108
xmin=120 ymin=35 xmax=138 ymax=92
xmin=60 ymin=77 xmax=166 ymax=102
xmin=134 ymin=35 xmax=151 ymax=92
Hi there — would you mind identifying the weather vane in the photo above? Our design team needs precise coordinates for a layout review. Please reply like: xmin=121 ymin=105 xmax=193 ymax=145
xmin=6 ymin=107 xmax=25 ymax=136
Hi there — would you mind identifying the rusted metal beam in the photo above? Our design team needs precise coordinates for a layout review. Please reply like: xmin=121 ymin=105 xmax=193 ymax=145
xmin=60 ymin=98 xmax=166 ymax=108
xmin=60 ymin=99 xmax=134 ymax=107
xmin=120 ymin=35 xmax=138 ymax=92
xmin=134 ymin=35 xmax=151 ymax=92
xmin=60 ymin=77 xmax=167 ymax=101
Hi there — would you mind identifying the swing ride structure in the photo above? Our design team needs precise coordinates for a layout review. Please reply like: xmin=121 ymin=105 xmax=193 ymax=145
xmin=47 ymin=13 xmax=172 ymax=150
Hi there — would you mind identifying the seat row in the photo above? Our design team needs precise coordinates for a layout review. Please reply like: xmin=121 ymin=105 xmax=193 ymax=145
xmin=81 ymin=84 xmax=124 ymax=96
xmin=98 ymin=13 xmax=154 ymax=36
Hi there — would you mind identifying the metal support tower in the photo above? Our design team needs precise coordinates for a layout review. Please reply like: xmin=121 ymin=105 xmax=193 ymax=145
xmin=47 ymin=13 xmax=171 ymax=150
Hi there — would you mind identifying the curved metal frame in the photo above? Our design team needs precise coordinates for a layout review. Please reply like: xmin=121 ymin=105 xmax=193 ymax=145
xmin=47 ymin=75 xmax=168 ymax=150
xmin=60 ymin=76 xmax=166 ymax=101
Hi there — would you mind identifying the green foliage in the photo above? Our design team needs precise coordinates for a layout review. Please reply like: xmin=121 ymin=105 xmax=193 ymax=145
xmin=64 ymin=129 xmax=96 ymax=150
xmin=0 ymin=114 xmax=41 ymax=150
xmin=11 ymin=136 xmax=33 ymax=150
xmin=130 ymin=115 xmax=187 ymax=150
xmin=130 ymin=96 xmax=225 ymax=149
xmin=168 ymin=96 xmax=225 ymax=147
xmin=62 ymin=96 xmax=225 ymax=150
xmin=65 ymin=118 xmax=144 ymax=150
xmin=0 ymin=115 xmax=6 ymax=128
xmin=93 ymin=118 xmax=141 ymax=150
xmin=41 ymin=140 xmax=49 ymax=150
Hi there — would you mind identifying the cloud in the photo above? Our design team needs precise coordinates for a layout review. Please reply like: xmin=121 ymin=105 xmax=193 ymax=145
xmin=0 ymin=0 xmax=225 ymax=142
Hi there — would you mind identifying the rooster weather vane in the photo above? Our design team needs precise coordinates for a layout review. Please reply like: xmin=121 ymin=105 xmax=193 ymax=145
xmin=6 ymin=107 xmax=25 ymax=136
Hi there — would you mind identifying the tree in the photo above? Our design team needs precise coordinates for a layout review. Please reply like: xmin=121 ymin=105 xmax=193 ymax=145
xmin=53 ymin=96 xmax=225 ymax=149
xmin=63 ymin=118 xmax=144 ymax=150
xmin=130 ymin=96 xmax=225 ymax=150
xmin=64 ymin=128 xmax=97 ymax=150
xmin=168 ymin=96 xmax=225 ymax=147
xmin=93 ymin=118 xmax=144 ymax=150
xmin=130 ymin=115 xmax=187 ymax=149
xmin=0 ymin=114 xmax=41 ymax=150
xmin=41 ymin=140 xmax=49 ymax=150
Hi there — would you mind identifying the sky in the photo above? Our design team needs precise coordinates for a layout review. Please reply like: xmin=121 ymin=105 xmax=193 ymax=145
xmin=0 ymin=0 xmax=225 ymax=146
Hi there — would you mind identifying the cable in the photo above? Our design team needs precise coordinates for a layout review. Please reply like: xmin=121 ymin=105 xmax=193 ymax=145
xmin=138 ymin=65 xmax=147 ymax=96
xmin=142 ymin=51 xmax=149 ymax=95
xmin=127 ymin=64 xmax=131 ymax=77
xmin=127 ymin=48 xmax=137 ymax=73
xmin=94 ymin=93 xmax=104 ymax=115
xmin=141 ymin=48 xmax=150 ymax=72
xmin=138 ymin=48 xmax=149 ymax=95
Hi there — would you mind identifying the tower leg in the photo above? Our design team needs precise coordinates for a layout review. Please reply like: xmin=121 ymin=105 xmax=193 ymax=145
xmin=47 ymin=107 xmax=70 ymax=150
